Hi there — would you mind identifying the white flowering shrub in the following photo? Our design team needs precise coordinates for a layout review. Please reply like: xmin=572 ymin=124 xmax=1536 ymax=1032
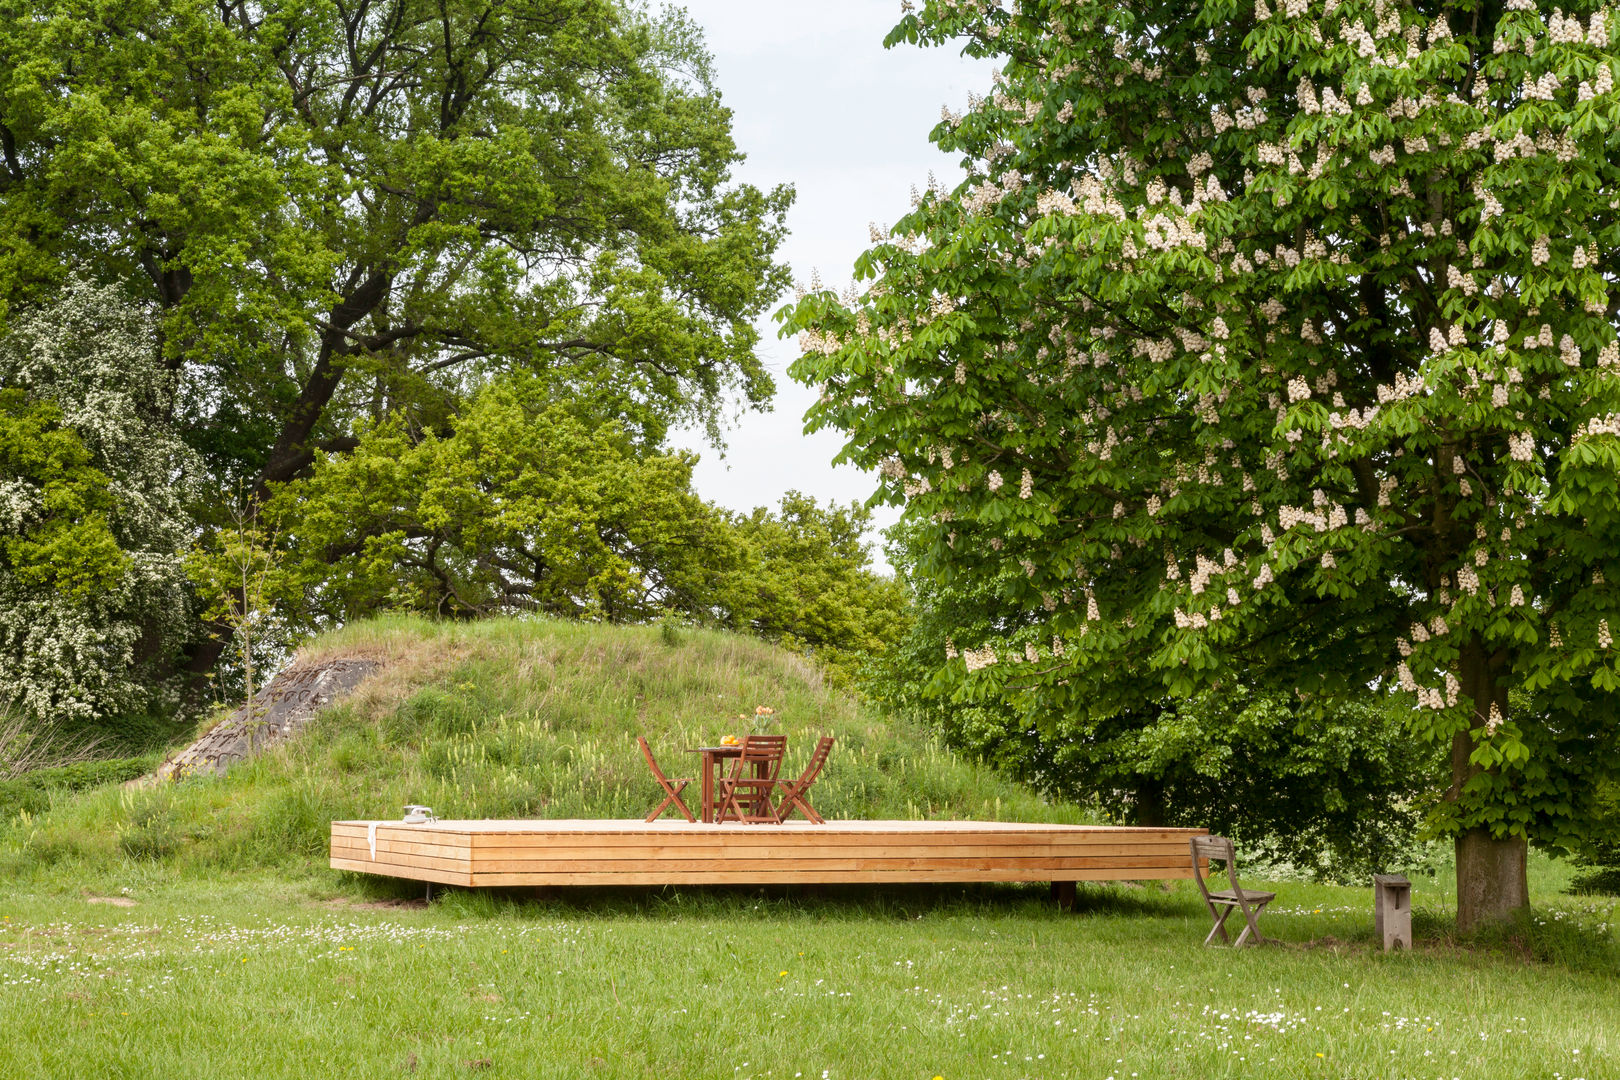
xmin=787 ymin=0 xmax=1620 ymax=926
xmin=0 ymin=279 xmax=196 ymax=722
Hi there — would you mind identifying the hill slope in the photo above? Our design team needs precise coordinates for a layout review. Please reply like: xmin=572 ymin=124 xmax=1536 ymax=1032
xmin=2 ymin=616 xmax=1083 ymax=880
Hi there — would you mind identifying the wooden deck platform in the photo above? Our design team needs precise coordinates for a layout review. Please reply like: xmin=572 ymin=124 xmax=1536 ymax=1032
xmin=330 ymin=819 xmax=1207 ymax=888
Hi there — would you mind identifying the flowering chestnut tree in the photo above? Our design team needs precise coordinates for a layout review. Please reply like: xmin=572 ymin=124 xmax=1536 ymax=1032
xmin=785 ymin=0 xmax=1620 ymax=928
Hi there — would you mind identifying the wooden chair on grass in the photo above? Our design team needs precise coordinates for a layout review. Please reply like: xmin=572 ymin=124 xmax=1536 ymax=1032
xmin=637 ymin=736 xmax=695 ymax=823
xmin=715 ymin=734 xmax=788 ymax=824
xmin=1190 ymin=835 xmax=1274 ymax=946
xmin=775 ymin=736 xmax=835 ymax=824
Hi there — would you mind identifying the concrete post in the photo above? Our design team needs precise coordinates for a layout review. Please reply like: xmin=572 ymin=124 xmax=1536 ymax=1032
xmin=1373 ymin=873 xmax=1412 ymax=951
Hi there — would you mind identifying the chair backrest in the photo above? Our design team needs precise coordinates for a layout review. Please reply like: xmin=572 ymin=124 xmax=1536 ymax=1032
xmin=788 ymin=736 xmax=835 ymax=792
xmin=736 ymin=734 xmax=787 ymax=782
xmin=1190 ymin=835 xmax=1240 ymax=899
xmin=637 ymin=736 xmax=671 ymax=784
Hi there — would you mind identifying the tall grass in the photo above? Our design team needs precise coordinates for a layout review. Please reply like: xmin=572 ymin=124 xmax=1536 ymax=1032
xmin=0 ymin=615 xmax=1081 ymax=881
xmin=0 ymin=709 xmax=107 ymax=781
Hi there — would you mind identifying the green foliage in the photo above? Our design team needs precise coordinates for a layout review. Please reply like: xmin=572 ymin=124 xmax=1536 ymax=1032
xmin=720 ymin=492 xmax=913 ymax=683
xmin=275 ymin=373 xmax=733 ymax=624
xmin=1567 ymin=778 xmax=1620 ymax=893
xmin=0 ymin=756 xmax=152 ymax=822
xmin=870 ymin=525 xmax=1436 ymax=881
xmin=0 ymin=0 xmax=790 ymax=488
xmin=785 ymin=0 xmax=1620 ymax=915
xmin=270 ymin=382 xmax=909 ymax=679
xmin=1 ymin=0 xmax=792 ymax=696
xmin=0 ymin=391 xmax=124 ymax=597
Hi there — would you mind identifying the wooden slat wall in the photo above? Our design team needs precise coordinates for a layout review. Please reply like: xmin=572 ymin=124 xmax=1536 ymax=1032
xmin=330 ymin=820 xmax=1207 ymax=888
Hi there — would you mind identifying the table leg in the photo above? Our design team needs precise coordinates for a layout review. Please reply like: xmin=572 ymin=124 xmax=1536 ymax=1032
xmin=700 ymin=751 xmax=716 ymax=824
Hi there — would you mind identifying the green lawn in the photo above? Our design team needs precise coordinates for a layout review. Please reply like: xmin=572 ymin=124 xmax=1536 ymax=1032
xmin=1 ymin=869 xmax=1614 ymax=1080
xmin=2 ymin=617 xmax=1615 ymax=1078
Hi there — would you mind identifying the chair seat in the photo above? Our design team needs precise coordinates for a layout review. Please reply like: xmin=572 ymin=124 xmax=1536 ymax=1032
xmin=1207 ymin=888 xmax=1275 ymax=903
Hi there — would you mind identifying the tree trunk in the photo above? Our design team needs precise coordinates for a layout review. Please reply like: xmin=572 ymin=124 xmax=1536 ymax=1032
xmin=1450 ymin=639 xmax=1529 ymax=931
xmin=1132 ymin=777 xmax=1167 ymax=828
xmin=1455 ymin=828 xmax=1528 ymax=931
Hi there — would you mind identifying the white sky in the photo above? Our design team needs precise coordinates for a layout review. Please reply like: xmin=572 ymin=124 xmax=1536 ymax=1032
xmin=667 ymin=1 xmax=993 ymax=570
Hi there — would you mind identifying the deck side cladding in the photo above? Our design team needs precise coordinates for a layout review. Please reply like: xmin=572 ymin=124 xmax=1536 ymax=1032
xmin=331 ymin=820 xmax=1208 ymax=887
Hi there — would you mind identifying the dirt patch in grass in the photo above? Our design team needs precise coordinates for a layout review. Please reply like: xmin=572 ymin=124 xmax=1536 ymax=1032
xmin=84 ymin=896 xmax=136 ymax=908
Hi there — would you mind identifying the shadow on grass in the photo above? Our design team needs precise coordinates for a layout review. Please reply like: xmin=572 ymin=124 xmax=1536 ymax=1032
xmin=336 ymin=872 xmax=1201 ymax=923
xmin=1411 ymin=903 xmax=1620 ymax=974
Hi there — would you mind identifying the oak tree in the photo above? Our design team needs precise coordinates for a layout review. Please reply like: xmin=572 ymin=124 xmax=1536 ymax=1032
xmin=1 ymin=0 xmax=791 ymax=679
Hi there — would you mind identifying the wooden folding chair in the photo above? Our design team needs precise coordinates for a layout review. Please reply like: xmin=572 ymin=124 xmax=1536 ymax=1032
xmin=775 ymin=736 xmax=835 ymax=824
xmin=637 ymin=736 xmax=695 ymax=823
xmin=715 ymin=734 xmax=787 ymax=824
xmin=1190 ymin=835 xmax=1274 ymax=946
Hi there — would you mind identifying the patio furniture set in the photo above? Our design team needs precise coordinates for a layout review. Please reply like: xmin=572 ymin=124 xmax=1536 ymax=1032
xmin=638 ymin=733 xmax=835 ymax=825
xmin=636 ymin=735 xmax=1300 ymax=949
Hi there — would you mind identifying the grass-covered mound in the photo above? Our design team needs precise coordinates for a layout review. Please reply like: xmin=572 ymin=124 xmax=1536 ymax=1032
xmin=0 ymin=615 xmax=1081 ymax=882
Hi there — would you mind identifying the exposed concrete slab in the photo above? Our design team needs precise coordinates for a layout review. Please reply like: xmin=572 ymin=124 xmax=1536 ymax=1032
xmin=156 ymin=659 xmax=379 ymax=781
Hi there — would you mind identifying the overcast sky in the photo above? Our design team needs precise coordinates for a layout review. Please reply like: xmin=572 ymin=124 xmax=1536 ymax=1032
xmin=666 ymin=2 xmax=992 ymax=570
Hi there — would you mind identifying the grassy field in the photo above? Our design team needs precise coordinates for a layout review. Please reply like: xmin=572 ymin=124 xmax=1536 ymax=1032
xmin=1 ymin=616 xmax=1078 ymax=884
xmin=0 ymin=616 xmax=1617 ymax=1078
xmin=0 ymin=872 xmax=1615 ymax=1080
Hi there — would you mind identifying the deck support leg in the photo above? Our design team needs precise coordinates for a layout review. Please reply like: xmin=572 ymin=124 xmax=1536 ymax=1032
xmin=1051 ymin=880 xmax=1076 ymax=912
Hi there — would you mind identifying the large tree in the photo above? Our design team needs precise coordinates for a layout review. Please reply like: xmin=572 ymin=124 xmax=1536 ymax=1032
xmin=264 ymin=381 xmax=909 ymax=677
xmin=271 ymin=370 xmax=744 ymax=625
xmin=786 ymin=0 xmax=1620 ymax=928
xmin=0 ymin=0 xmax=790 ymax=679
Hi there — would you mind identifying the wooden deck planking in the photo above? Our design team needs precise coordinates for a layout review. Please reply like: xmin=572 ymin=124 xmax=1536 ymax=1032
xmin=331 ymin=819 xmax=1206 ymax=888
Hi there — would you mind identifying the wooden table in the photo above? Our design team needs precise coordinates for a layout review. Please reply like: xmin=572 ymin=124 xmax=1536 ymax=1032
xmin=690 ymin=745 xmax=778 ymax=823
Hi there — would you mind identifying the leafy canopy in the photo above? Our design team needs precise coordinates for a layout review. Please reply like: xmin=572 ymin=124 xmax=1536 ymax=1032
xmin=254 ymin=376 xmax=908 ymax=678
xmin=0 ymin=0 xmax=791 ymax=494
xmin=785 ymin=0 xmax=1620 ymax=866
xmin=869 ymin=522 xmax=1436 ymax=878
